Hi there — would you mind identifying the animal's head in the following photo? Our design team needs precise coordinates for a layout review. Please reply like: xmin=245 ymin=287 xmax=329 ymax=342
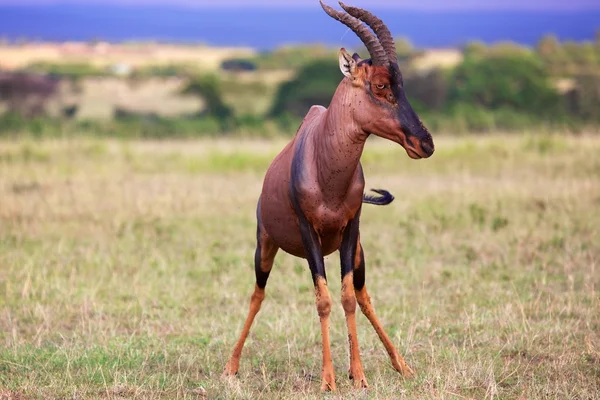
xmin=321 ymin=1 xmax=434 ymax=159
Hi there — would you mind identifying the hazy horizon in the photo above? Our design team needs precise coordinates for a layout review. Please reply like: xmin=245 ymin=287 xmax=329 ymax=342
xmin=1 ymin=0 xmax=600 ymax=11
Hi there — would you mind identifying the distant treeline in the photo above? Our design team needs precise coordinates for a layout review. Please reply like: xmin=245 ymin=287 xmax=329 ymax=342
xmin=1 ymin=34 xmax=600 ymax=137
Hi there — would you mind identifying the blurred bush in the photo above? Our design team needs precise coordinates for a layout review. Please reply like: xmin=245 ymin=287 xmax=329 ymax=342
xmin=182 ymin=74 xmax=235 ymax=131
xmin=24 ymin=62 xmax=108 ymax=79
xmin=448 ymin=52 xmax=562 ymax=116
xmin=269 ymin=59 xmax=339 ymax=118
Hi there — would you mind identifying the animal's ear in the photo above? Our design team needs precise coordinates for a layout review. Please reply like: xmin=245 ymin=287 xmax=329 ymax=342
xmin=338 ymin=47 xmax=357 ymax=78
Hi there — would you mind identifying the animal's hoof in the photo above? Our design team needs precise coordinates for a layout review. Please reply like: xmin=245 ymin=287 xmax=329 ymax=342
xmin=320 ymin=369 xmax=337 ymax=391
xmin=392 ymin=358 xmax=415 ymax=378
xmin=348 ymin=365 xmax=369 ymax=389
xmin=400 ymin=363 xmax=415 ymax=378
xmin=352 ymin=375 xmax=369 ymax=389
xmin=222 ymin=361 xmax=239 ymax=378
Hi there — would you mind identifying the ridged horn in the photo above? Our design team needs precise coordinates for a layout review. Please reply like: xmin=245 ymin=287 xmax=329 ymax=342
xmin=338 ymin=1 xmax=397 ymax=63
xmin=319 ymin=0 xmax=388 ymax=66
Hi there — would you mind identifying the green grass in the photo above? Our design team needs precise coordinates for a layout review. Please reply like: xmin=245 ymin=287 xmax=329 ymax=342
xmin=0 ymin=133 xmax=599 ymax=399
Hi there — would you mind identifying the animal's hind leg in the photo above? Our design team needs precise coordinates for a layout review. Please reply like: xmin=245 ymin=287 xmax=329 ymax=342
xmin=222 ymin=222 xmax=278 ymax=377
xmin=353 ymin=241 xmax=415 ymax=378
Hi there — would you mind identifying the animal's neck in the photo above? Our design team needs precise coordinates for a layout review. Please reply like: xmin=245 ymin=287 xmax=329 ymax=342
xmin=312 ymin=79 xmax=368 ymax=199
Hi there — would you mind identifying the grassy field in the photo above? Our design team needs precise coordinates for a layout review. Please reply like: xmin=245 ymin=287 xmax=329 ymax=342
xmin=0 ymin=133 xmax=599 ymax=399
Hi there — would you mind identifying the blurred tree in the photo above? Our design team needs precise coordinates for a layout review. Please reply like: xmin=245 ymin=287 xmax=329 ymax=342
xmin=487 ymin=42 xmax=531 ymax=57
xmin=269 ymin=59 xmax=340 ymax=118
xmin=536 ymin=34 xmax=560 ymax=58
xmin=535 ymin=34 xmax=568 ymax=74
xmin=251 ymin=45 xmax=336 ymax=70
xmin=448 ymin=53 xmax=562 ymax=116
xmin=464 ymin=41 xmax=532 ymax=62
xmin=463 ymin=41 xmax=488 ymax=58
xmin=563 ymin=41 xmax=597 ymax=65
xmin=183 ymin=74 xmax=235 ymax=130
xmin=566 ymin=75 xmax=600 ymax=120
xmin=404 ymin=68 xmax=449 ymax=112
xmin=395 ymin=37 xmax=413 ymax=58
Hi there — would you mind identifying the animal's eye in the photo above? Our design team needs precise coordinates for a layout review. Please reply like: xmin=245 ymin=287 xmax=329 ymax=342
xmin=375 ymin=83 xmax=386 ymax=90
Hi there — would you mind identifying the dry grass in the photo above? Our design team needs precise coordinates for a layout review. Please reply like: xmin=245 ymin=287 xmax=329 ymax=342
xmin=0 ymin=133 xmax=599 ymax=399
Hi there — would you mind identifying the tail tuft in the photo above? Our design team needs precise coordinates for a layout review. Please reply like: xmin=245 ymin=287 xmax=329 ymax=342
xmin=362 ymin=188 xmax=394 ymax=205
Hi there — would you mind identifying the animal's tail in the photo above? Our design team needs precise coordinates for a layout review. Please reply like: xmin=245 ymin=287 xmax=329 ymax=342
xmin=362 ymin=188 xmax=394 ymax=206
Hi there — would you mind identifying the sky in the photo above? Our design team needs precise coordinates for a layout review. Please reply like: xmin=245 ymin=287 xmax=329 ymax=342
xmin=1 ymin=0 xmax=600 ymax=10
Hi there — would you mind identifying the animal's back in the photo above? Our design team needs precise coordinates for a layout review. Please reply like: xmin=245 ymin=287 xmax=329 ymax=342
xmin=258 ymin=106 xmax=326 ymax=258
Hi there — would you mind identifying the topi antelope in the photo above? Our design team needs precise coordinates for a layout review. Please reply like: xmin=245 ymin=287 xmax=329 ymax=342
xmin=222 ymin=0 xmax=435 ymax=391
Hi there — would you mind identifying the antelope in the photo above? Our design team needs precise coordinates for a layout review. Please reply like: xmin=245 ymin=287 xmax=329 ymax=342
xmin=222 ymin=1 xmax=435 ymax=391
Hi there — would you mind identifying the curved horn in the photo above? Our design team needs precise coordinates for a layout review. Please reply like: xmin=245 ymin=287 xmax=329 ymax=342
xmin=338 ymin=1 xmax=397 ymax=63
xmin=319 ymin=0 xmax=388 ymax=66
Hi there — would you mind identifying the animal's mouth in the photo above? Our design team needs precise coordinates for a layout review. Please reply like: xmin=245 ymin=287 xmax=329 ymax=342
xmin=406 ymin=147 xmax=423 ymax=159
xmin=405 ymin=135 xmax=434 ymax=159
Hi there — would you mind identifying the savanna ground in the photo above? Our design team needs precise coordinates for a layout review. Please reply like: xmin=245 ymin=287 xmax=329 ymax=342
xmin=0 ymin=133 xmax=599 ymax=399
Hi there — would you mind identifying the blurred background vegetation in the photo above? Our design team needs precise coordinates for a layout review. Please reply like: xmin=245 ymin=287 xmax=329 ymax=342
xmin=1 ymin=33 xmax=600 ymax=138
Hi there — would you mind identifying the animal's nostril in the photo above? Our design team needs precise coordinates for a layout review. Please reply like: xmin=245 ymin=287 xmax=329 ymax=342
xmin=421 ymin=141 xmax=434 ymax=156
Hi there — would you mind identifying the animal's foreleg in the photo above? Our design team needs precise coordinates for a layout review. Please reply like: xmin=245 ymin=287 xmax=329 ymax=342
xmin=314 ymin=276 xmax=335 ymax=391
xmin=353 ymin=242 xmax=415 ymax=378
xmin=339 ymin=215 xmax=368 ymax=388
xmin=299 ymin=217 xmax=336 ymax=391
xmin=223 ymin=224 xmax=278 ymax=377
